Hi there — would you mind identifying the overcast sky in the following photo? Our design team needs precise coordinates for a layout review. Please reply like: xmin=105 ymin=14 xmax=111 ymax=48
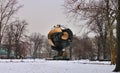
xmin=17 ymin=0 xmax=81 ymax=36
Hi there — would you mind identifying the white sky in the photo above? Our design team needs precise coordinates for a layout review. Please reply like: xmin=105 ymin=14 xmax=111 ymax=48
xmin=17 ymin=0 xmax=81 ymax=36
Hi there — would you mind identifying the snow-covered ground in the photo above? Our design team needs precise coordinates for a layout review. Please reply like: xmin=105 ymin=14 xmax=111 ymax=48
xmin=0 ymin=59 xmax=115 ymax=73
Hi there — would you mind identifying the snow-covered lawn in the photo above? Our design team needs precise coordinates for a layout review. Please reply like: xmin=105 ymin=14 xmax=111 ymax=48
xmin=0 ymin=59 xmax=115 ymax=73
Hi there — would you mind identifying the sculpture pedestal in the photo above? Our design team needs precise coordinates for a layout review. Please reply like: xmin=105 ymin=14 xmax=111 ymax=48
xmin=53 ymin=56 xmax=70 ymax=60
xmin=53 ymin=50 xmax=70 ymax=60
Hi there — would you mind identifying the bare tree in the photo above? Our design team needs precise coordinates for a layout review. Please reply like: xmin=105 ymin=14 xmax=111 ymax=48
xmin=3 ymin=24 xmax=14 ymax=58
xmin=105 ymin=0 xmax=117 ymax=65
xmin=64 ymin=0 xmax=117 ymax=64
xmin=11 ymin=19 xmax=28 ymax=59
xmin=71 ymin=35 xmax=94 ymax=60
xmin=30 ymin=33 xmax=43 ymax=59
xmin=18 ymin=40 xmax=29 ymax=58
xmin=0 ymin=0 xmax=22 ymax=45
xmin=25 ymin=36 xmax=34 ymax=58
xmin=43 ymin=38 xmax=52 ymax=58
xmin=2 ymin=19 xmax=28 ymax=59
xmin=114 ymin=0 xmax=120 ymax=72
xmin=71 ymin=36 xmax=81 ymax=59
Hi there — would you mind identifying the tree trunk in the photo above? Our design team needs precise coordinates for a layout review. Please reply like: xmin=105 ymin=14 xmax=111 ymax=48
xmin=15 ymin=40 xmax=20 ymax=59
xmin=113 ymin=0 xmax=120 ymax=71
xmin=103 ymin=24 xmax=108 ymax=60
xmin=7 ymin=42 xmax=11 ymax=59
xmin=109 ymin=28 xmax=116 ymax=64
xmin=7 ymin=31 xmax=12 ymax=59
xmin=33 ymin=47 xmax=37 ymax=59
xmin=106 ymin=0 xmax=116 ymax=64
xmin=0 ymin=22 xmax=2 ymax=45
xmin=97 ymin=37 xmax=100 ymax=60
